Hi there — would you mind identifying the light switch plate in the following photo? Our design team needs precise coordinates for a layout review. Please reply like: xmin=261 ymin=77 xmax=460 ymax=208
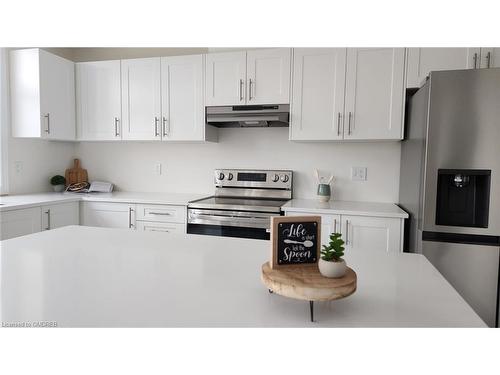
xmin=351 ymin=167 xmax=367 ymax=181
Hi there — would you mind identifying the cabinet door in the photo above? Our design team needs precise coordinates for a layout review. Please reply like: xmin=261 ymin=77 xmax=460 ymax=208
xmin=0 ymin=207 xmax=42 ymax=240
xmin=480 ymin=48 xmax=500 ymax=68
xmin=344 ymin=48 xmax=405 ymax=140
xmin=39 ymin=49 xmax=76 ymax=140
xmin=121 ymin=58 xmax=161 ymax=140
xmin=205 ymin=51 xmax=247 ymax=106
xmin=319 ymin=214 xmax=342 ymax=247
xmin=407 ymin=48 xmax=480 ymax=88
xmin=41 ymin=202 xmax=79 ymax=231
xmin=290 ymin=48 xmax=347 ymax=141
xmin=76 ymin=60 xmax=122 ymax=140
xmin=246 ymin=48 xmax=291 ymax=105
xmin=341 ymin=215 xmax=402 ymax=253
xmin=285 ymin=211 xmax=341 ymax=247
xmin=161 ymin=55 xmax=204 ymax=141
xmin=136 ymin=221 xmax=185 ymax=234
xmin=81 ymin=202 xmax=136 ymax=229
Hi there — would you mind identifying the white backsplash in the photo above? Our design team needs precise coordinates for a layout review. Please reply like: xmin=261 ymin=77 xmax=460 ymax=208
xmin=74 ymin=128 xmax=401 ymax=202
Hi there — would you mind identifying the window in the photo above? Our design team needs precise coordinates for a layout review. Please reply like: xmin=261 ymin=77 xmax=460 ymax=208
xmin=0 ymin=47 xmax=9 ymax=195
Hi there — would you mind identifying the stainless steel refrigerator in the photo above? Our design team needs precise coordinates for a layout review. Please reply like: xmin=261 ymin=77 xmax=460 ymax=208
xmin=399 ymin=68 xmax=500 ymax=327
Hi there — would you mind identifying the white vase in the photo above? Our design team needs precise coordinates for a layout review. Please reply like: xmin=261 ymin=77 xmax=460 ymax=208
xmin=318 ymin=258 xmax=347 ymax=278
xmin=52 ymin=185 xmax=65 ymax=193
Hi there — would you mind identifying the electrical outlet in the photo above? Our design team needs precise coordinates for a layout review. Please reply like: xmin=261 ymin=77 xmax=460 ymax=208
xmin=351 ymin=167 xmax=367 ymax=181
xmin=155 ymin=163 xmax=162 ymax=176
xmin=14 ymin=161 xmax=23 ymax=174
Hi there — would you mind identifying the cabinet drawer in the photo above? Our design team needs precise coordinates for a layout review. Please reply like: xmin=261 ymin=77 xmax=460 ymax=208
xmin=136 ymin=221 xmax=185 ymax=234
xmin=135 ymin=204 xmax=186 ymax=223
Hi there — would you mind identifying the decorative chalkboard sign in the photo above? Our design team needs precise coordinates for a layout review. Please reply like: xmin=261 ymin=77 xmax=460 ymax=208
xmin=270 ymin=216 xmax=321 ymax=269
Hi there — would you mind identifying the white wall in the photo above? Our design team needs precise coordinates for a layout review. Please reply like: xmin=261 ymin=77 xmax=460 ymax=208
xmin=74 ymin=128 xmax=401 ymax=202
xmin=8 ymin=138 xmax=75 ymax=194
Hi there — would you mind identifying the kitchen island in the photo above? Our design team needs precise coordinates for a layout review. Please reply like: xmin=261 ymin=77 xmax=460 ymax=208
xmin=0 ymin=226 xmax=485 ymax=327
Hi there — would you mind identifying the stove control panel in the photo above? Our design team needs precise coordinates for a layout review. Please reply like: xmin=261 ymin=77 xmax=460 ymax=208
xmin=214 ymin=169 xmax=292 ymax=190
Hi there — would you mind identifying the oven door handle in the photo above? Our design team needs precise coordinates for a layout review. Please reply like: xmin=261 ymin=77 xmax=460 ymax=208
xmin=195 ymin=213 xmax=271 ymax=220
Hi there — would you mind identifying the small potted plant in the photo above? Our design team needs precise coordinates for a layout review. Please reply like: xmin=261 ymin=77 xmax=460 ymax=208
xmin=50 ymin=175 xmax=66 ymax=192
xmin=318 ymin=233 xmax=347 ymax=278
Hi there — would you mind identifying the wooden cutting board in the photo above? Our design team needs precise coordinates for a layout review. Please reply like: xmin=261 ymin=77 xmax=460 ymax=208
xmin=65 ymin=159 xmax=88 ymax=186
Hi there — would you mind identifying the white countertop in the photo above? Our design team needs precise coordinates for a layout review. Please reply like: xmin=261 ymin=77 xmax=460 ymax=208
xmin=0 ymin=192 xmax=208 ymax=212
xmin=0 ymin=226 xmax=484 ymax=327
xmin=282 ymin=199 xmax=409 ymax=219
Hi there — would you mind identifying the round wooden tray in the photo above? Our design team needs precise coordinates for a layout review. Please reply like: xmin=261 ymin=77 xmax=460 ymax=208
xmin=261 ymin=262 xmax=357 ymax=302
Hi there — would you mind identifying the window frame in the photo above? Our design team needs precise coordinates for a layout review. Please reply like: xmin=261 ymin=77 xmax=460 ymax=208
xmin=0 ymin=47 xmax=10 ymax=195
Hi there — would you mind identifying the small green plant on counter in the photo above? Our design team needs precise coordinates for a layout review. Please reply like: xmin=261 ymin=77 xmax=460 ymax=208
xmin=320 ymin=233 xmax=345 ymax=262
xmin=50 ymin=175 xmax=66 ymax=186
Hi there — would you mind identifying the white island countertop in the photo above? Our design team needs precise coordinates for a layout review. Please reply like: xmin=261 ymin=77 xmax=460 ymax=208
xmin=0 ymin=226 xmax=484 ymax=327
xmin=0 ymin=192 xmax=208 ymax=212
xmin=282 ymin=199 xmax=409 ymax=219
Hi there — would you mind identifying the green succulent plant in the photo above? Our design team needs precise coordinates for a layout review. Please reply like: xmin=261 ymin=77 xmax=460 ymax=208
xmin=320 ymin=233 xmax=345 ymax=262
xmin=50 ymin=175 xmax=66 ymax=186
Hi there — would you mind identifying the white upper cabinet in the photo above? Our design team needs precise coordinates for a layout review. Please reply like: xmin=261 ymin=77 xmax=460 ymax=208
xmin=205 ymin=51 xmax=247 ymax=106
xmin=290 ymin=48 xmax=404 ymax=141
xmin=246 ymin=49 xmax=291 ymax=105
xmin=406 ymin=48 xmax=480 ymax=88
xmin=290 ymin=48 xmax=347 ymax=141
xmin=161 ymin=55 xmax=205 ymax=141
xmin=205 ymin=49 xmax=291 ymax=106
xmin=480 ymin=48 xmax=500 ymax=68
xmin=344 ymin=48 xmax=405 ymax=140
xmin=121 ymin=57 xmax=162 ymax=140
xmin=10 ymin=48 xmax=75 ymax=140
xmin=76 ymin=60 xmax=122 ymax=140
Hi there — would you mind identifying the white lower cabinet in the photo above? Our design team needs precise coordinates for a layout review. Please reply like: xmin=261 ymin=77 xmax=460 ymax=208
xmin=135 ymin=204 xmax=186 ymax=235
xmin=0 ymin=207 xmax=42 ymax=240
xmin=41 ymin=202 xmax=79 ymax=231
xmin=341 ymin=215 xmax=402 ymax=253
xmin=285 ymin=210 xmax=403 ymax=252
xmin=80 ymin=202 xmax=186 ymax=234
xmin=81 ymin=202 xmax=136 ymax=229
xmin=136 ymin=221 xmax=185 ymax=234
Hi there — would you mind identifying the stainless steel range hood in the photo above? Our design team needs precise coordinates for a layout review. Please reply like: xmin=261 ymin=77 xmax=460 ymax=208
xmin=206 ymin=104 xmax=290 ymax=128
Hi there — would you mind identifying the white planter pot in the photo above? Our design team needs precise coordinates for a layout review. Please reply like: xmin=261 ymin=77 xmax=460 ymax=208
xmin=52 ymin=185 xmax=65 ymax=192
xmin=318 ymin=258 xmax=347 ymax=278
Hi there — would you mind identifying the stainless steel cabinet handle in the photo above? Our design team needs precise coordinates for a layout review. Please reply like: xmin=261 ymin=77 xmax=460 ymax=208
xmin=149 ymin=212 xmax=172 ymax=216
xmin=473 ymin=53 xmax=478 ymax=69
xmin=45 ymin=209 xmax=51 ymax=230
xmin=44 ymin=113 xmax=50 ymax=134
xmin=345 ymin=220 xmax=349 ymax=245
xmin=128 ymin=207 xmax=134 ymax=229
xmin=333 ymin=218 xmax=337 ymax=233
xmin=162 ymin=117 xmax=168 ymax=137
xmin=150 ymin=229 xmax=170 ymax=233
xmin=348 ymin=112 xmax=352 ymax=135
xmin=114 ymin=117 xmax=120 ymax=137
xmin=154 ymin=117 xmax=160 ymax=137
xmin=239 ymin=79 xmax=244 ymax=101
xmin=337 ymin=113 xmax=342 ymax=136
xmin=248 ymin=79 xmax=253 ymax=100
xmin=486 ymin=51 xmax=491 ymax=68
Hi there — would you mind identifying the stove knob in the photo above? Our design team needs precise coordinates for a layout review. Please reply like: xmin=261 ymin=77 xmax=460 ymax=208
xmin=280 ymin=174 xmax=289 ymax=183
xmin=271 ymin=174 xmax=280 ymax=182
xmin=227 ymin=173 xmax=234 ymax=181
xmin=217 ymin=172 xmax=225 ymax=180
